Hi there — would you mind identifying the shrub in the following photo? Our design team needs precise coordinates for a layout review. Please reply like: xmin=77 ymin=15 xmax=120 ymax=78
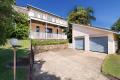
xmin=32 ymin=39 xmax=68 ymax=46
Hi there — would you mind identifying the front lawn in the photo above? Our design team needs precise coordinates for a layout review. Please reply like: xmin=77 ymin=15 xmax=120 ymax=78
xmin=102 ymin=54 xmax=120 ymax=79
xmin=0 ymin=40 xmax=30 ymax=80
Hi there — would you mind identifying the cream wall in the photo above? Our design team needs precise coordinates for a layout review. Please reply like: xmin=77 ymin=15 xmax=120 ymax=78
xmin=72 ymin=24 xmax=116 ymax=54
xmin=108 ymin=34 xmax=116 ymax=53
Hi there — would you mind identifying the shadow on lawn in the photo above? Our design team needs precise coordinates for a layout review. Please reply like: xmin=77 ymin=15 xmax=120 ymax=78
xmin=34 ymin=60 xmax=61 ymax=80
xmin=0 ymin=48 xmax=29 ymax=80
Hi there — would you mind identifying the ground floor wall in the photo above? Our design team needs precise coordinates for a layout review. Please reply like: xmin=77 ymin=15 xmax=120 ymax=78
xmin=31 ymin=20 xmax=63 ymax=34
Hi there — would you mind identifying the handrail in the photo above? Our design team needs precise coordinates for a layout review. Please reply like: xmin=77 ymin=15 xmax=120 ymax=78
xmin=30 ymin=31 xmax=67 ymax=39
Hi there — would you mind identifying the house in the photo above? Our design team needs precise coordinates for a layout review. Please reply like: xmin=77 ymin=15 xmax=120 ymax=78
xmin=15 ymin=5 xmax=68 ymax=39
xmin=72 ymin=24 xmax=118 ymax=54
xmin=15 ymin=5 xmax=118 ymax=54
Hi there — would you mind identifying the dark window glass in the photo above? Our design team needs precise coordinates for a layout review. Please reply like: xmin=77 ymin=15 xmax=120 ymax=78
xmin=36 ymin=26 xmax=40 ymax=32
xmin=46 ymin=28 xmax=52 ymax=33
xmin=57 ymin=29 xmax=58 ymax=34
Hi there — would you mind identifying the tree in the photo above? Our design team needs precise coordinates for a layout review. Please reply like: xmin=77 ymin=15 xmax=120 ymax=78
xmin=67 ymin=6 xmax=95 ymax=43
xmin=0 ymin=0 xmax=15 ymax=45
xmin=9 ymin=13 xmax=29 ymax=39
xmin=68 ymin=6 xmax=95 ymax=25
xmin=111 ymin=18 xmax=120 ymax=53
xmin=111 ymin=18 xmax=120 ymax=32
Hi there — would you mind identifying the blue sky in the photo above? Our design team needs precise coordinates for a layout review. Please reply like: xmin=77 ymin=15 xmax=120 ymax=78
xmin=16 ymin=0 xmax=120 ymax=29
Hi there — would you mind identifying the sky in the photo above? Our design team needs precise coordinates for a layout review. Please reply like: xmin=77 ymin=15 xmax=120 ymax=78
xmin=16 ymin=0 xmax=120 ymax=29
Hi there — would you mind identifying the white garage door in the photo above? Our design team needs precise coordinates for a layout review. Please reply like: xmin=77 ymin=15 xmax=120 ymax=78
xmin=75 ymin=38 xmax=84 ymax=50
xmin=90 ymin=37 xmax=108 ymax=53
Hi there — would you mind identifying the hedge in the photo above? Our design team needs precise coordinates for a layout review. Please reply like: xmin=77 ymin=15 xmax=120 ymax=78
xmin=32 ymin=39 xmax=68 ymax=46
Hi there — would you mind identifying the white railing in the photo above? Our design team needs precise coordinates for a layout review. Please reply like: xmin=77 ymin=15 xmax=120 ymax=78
xmin=30 ymin=32 xmax=67 ymax=39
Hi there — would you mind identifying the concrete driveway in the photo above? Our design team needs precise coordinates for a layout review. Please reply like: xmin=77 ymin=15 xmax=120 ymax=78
xmin=34 ymin=49 xmax=110 ymax=80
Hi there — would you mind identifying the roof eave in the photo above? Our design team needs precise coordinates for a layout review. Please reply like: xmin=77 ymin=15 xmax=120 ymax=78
xmin=26 ymin=4 xmax=66 ymax=20
xmin=72 ymin=23 xmax=118 ymax=34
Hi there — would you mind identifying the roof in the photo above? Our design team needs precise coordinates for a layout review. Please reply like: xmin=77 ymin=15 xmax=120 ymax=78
xmin=27 ymin=4 xmax=65 ymax=20
xmin=72 ymin=23 xmax=118 ymax=34
xmin=14 ymin=5 xmax=28 ymax=14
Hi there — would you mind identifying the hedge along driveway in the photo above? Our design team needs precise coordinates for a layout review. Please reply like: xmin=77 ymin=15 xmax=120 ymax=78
xmin=32 ymin=39 xmax=68 ymax=46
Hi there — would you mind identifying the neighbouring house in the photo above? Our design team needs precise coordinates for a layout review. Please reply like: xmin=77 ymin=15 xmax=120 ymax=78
xmin=14 ymin=5 xmax=68 ymax=39
xmin=72 ymin=24 xmax=118 ymax=54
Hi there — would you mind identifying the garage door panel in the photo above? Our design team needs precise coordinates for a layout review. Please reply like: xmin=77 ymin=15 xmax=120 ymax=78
xmin=75 ymin=38 xmax=84 ymax=50
xmin=90 ymin=37 xmax=108 ymax=53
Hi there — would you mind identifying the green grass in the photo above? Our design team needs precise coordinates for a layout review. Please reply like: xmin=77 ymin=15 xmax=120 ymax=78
xmin=32 ymin=39 xmax=68 ymax=46
xmin=102 ymin=54 xmax=120 ymax=79
xmin=0 ymin=40 xmax=30 ymax=80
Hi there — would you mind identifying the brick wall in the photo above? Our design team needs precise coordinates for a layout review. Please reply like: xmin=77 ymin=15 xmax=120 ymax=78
xmin=31 ymin=20 xmax=63 ymax=34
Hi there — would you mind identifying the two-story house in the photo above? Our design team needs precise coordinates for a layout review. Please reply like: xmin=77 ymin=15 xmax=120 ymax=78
xmin=15 ymin=5 xmax=68 ymax=40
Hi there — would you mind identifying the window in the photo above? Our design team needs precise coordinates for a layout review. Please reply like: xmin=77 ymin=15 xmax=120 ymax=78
xmin=29 ymin=11 xmax=34 ymax=17
xmin=47 ymin=15 xmax=52 ymax=22
xmin=36 ymin=26 xmax=40 ymax=32
xmin=41 ymin=13 xmax=43 ymax=19
xmin=43 ymin=14 xmax=46 ymax=20
xmin=46 ymin=28 xmax=52 ymax=33
xmin=52 ymin=17 xmax=55 ymax=22
xmin=34 ymin=11 xmax=38 ymax=18
xmin=57 ymin=29 xmax=59 ymax=34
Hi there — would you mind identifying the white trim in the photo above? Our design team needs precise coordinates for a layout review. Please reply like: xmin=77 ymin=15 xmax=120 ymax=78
xmin=30 ymin=17 xmax=68 ymax=27
xmin=27 ymin=4 xmax=65 ymax=19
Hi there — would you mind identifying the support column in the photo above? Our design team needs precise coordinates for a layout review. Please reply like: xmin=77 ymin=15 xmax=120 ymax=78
xmin=72 ymin=37 xmax=76 ymax=49
xmin=45 ymin=23 xmax=47 ymax=39
xmin=108 ymin=34 xmax=115 ymax=54
xmin=57 ymin=25 xmax=59 ymax=39
xmin=85 ymin=35 xmax=90 ymax=51
xmin=29 ymin=18 xmax=33 ymax=39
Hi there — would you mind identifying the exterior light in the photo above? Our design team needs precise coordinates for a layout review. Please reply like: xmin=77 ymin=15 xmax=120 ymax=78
xmin=9 ymin=38 xmax=18 ymax=80
xmin=10 ymin=38 xmax=18 ymax=47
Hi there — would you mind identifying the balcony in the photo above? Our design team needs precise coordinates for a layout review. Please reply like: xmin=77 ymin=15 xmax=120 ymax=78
xmin=28 ymin=10 xmax=68 ymax=27
xmin=30 ymin=32 xmax=67 ymax=39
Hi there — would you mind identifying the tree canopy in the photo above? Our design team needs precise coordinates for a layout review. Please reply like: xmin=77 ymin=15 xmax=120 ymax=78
xmin=67 ymin=6 xmax=96 ymax=43
xmin=0 ymin=0 xmax=15 ymax=45
xmin=8 ymin=13 xmax=29 ymax=39
xmin=67 ymin=6 xmax=96 ymax=25
xmin=111 ymin=18 xmax=120 ymax=32
xmin=111 ymin=17 xmax=120 ymax=54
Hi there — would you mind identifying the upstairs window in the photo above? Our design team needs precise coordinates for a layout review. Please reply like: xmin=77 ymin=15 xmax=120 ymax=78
xmin=47 ymin=15 xmax=52 ymax=22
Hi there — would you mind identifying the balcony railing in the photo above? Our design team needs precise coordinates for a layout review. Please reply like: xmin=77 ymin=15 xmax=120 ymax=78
xmin=30 ymin=32 xmax=67 ymax=39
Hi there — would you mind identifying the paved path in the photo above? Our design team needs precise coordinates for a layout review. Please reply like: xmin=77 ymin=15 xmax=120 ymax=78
xmin=34 ymin=49 xmax=110 ymax=80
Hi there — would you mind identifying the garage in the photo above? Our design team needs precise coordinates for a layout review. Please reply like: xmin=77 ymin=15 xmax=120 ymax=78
xmin=72 ymin=24 xmax=117 ymax=54
xmin=90 ymin=37 xmax=108 ymax=53
xmin=75 ymin=38 xmax=84 ymax=50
